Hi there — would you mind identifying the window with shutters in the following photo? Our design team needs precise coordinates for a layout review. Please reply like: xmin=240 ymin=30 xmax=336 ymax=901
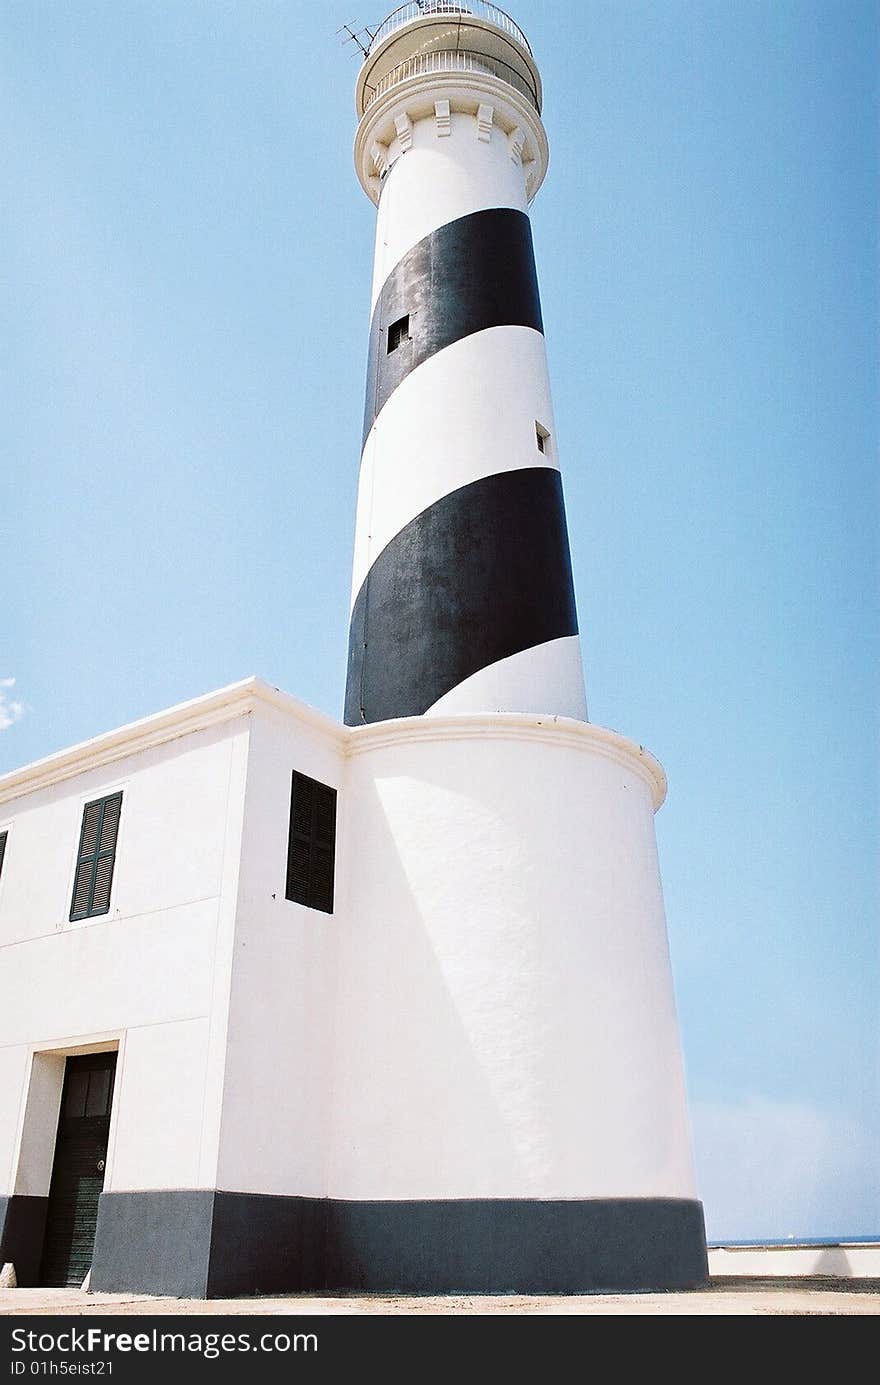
xmin=69 ymin=792 xmax=123 ymax=923
xmin=286 ymin=772 xmax=336 ymax=914
xmin=0 ymin=830 xmax=7 ymax=883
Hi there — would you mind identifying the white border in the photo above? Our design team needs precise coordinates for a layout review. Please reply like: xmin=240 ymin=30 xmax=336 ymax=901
xmin=11 ymin=1031 xmax=125 ymax=1201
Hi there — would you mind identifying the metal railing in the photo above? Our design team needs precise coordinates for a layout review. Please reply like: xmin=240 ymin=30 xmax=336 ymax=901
xmin=363 ymin=47 xmax=540 ymax=111
xmin=368 ymin=2 xmax=532 ymax=57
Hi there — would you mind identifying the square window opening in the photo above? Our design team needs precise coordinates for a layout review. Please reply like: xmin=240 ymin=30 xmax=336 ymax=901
xmin=536 ymin=422 xmax=550 ymax=455
xmin=387 ymin=314 xmax=410 ymax=353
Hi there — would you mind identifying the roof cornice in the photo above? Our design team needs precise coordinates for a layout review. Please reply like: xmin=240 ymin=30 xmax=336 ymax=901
xmin=0 ymin=678 xmax=344 ymax=804
xmin=348 ymin=712 xmax=667 ymax=809
xmin=0 ymin=684 xmax=665 ymax=812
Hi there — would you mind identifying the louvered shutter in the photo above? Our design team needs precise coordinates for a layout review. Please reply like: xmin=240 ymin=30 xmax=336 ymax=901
xmin=69 ymin=792 xmax=123 ymax=921
xmin=0 ymin=830 xmax=7 ymax=880
xmin=286 ymin=772 xmax=337 ymax=914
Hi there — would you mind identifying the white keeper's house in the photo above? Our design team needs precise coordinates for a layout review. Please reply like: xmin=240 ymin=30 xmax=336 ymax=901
xmin=0 ymin=2 xmax=707 ymax=1298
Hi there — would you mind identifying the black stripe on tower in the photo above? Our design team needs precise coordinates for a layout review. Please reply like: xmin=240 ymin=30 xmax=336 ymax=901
xmin=344 ymin=468 xmax=578 ymax=726
xmin=362 ymin=207 xmax=543 ymax=447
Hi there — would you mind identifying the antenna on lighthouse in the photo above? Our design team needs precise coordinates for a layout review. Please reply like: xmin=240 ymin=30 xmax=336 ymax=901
xmin=337 ymin=23 xmax=375 ymax=58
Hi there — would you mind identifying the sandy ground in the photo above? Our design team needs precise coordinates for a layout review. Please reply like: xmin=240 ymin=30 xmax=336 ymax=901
xmin=1 ymin=1279 xmax=878 ymax=1315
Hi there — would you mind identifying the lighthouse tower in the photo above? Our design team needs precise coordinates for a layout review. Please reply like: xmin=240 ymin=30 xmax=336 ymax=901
xmin=346 ymin=3 xmax=586 ymax=725
xmin=337 ymin=3 xmax=707 ymax=1291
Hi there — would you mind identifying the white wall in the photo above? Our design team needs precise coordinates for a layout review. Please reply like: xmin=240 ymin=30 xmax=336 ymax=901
xmin=0 ymin=722 xmax=240 ymax=948
xmin=0 ymin=717 xmax=250 ymax=1197
xmin=708 ymin=1244 xmax=880 ymax=1279
xmin=330 ymin=716 xmax=696 ymax=1202
xmin=0 ymin=691 xmax=696 ymax=1213
xmin=110 ymin=1019 xmax=209 ymax=1191
xmin=215 ymin=701 xmax=345 ymax=1198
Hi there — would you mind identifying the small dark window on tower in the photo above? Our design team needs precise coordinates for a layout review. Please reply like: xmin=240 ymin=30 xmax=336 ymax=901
xmin=69 ymin=792 xmax=123 ymax=922
xmin=536 ymin=422 xmax=550 ymax=455
xmin=387 ymin=314 xmax=410 ymax=353
xmin=286 ymin=772 xmax=337 ymax=914
xmin=0 ymin=830 xmax=7 ymax=881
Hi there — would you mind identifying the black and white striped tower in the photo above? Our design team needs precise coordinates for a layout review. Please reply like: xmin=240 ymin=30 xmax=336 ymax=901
xmin=337 ymin=3 xmax=708 ymax=1293
xmin=345 ymin=2 xmax=587 ymax=725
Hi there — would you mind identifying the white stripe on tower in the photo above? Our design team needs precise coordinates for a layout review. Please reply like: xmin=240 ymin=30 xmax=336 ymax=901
xmin=349 ymin=325 xmax=556 ymax=601
xmin=346 ymin=14 xmax=588 ymax=727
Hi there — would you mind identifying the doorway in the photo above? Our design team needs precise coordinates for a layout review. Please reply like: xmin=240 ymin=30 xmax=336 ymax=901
xmin=38 ymin=1052 xmax=117 ymax=1287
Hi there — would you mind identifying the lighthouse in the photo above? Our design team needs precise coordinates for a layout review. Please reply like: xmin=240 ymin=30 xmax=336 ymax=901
xmin=0 ymin=3 xmax=706 ymax=1299
xmin=334 ymin=3 xmax=708 ymax=1290
xmin=346 ymin=4 xmax=586 ymax=725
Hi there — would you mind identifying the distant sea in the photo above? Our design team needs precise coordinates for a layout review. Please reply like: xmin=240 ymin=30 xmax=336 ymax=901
xmin=708 ymin=1237 xmax=880 ymax=1247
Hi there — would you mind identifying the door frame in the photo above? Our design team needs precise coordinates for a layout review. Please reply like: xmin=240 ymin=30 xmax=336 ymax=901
xmin=4 ymin=1033 xmax=124 ymax=1285
xmin=38 ymin=1050 xmax=119 ymax=1286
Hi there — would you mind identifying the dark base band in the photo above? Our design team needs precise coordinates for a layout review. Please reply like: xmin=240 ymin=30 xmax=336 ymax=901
xmin=91 ymin=1193 xmax=707 ymax=1298
xmin=0 ymin=1195 xmax=49 ymax=1286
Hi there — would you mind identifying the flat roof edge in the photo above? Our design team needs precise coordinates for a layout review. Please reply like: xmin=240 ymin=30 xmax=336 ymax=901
xmin=0 ymin=677 xmax=345 ymax=804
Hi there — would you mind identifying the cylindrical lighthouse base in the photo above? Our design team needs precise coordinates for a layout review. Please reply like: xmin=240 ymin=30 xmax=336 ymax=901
xmin=332 ymin=713 xmax=707 ymax=1291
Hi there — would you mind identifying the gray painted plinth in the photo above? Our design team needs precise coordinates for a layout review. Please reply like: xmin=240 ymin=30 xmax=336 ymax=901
xmin=0 ymin=1195 xmax=49 ymax=1286
xmin=91 ymin=1192 xmax=708 ymax=1299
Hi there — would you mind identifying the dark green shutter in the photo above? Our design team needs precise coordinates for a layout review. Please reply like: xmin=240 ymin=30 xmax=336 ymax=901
xmin=69 ymin=792 xmax=123 ymax=922
xmin=286 ymin=772 xmax=336 ymax=914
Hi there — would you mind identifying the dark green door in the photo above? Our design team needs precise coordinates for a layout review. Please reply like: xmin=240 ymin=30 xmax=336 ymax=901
xmin=39 ymin=1052 xmax=117 ymax=1287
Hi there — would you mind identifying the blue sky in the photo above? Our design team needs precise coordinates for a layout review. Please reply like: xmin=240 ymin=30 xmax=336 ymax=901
xmin=2 ymin=0 xmax=876 ymax=1240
